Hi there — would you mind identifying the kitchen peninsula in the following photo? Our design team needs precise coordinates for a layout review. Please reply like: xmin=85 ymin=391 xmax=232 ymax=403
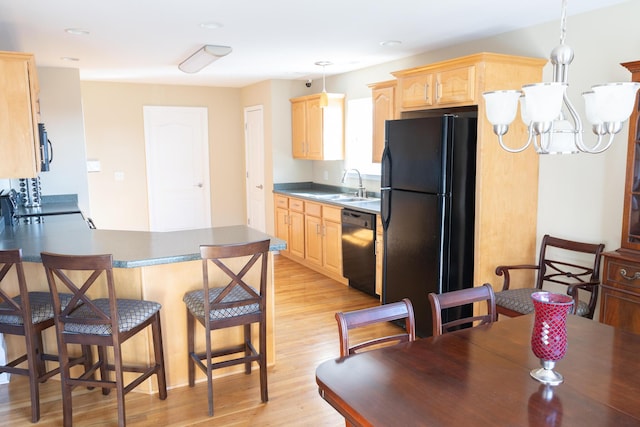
xmin=0 ymin=219 xmax=285 ymax=392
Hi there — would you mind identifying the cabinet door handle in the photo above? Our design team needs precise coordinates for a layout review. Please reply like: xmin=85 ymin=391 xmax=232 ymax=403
xmin=424 ymin=84 xmax=429 ymax=102
xmin=436 ymin=81 xmax=441 ymax=101
xmin=620 ymin=268 xmax=640 ymax=281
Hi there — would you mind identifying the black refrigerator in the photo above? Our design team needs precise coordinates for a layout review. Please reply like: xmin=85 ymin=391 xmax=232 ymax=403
xmin=381 ymin=113 xmax=477 ymax=337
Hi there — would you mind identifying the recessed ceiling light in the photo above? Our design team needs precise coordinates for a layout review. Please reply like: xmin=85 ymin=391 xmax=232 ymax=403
xmin=199 ymin=22 xmax=223 ymax=30
xmin=64 ymin=28 xmax=90 ymax=36
xmin=380 ymin=40 xmax=402 ymax=47
xmin=60 ymin=57 xmax=80 ymax=62
xmin=314 ymin=61 xmax=333 ymax=67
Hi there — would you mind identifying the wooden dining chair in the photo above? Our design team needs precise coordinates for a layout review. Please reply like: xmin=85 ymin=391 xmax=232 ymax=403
xmin=41 ymin=251 xmax=167 ymax=427
xmin=428 ymin=283 xmax=497 ymax=336
xmin=494 ymin=234 xmax=605 ymax=319
xmin=0 ymin=248 xmax=92 ymax=423
xmin=183 ymin=239 xmax=270 ymax=417
xmin=335 ymin=298 xmax=416 ymax=357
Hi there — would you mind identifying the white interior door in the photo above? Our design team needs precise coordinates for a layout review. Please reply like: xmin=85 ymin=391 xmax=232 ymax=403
xmin=244 ymin=105 xmax=266 ymax=232
xmin=144 ymin=106 xmax=211 ymax=231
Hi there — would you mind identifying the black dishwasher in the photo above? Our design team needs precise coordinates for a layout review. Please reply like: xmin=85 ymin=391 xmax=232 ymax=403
xmin=341 ymin=209 xmax=376 ymax=296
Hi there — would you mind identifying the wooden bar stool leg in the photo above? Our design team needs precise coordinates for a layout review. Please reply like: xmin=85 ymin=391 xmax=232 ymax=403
xmin=59 ymin=342 xmax=74 ymax=427
xmin=244 ymin=324 xmax=252 ymax=374
xmin=113 ymin=342 xmax=126 ymax=427
xmin=98 ymin=346 xmax=110 ymax=395
xmin=206 ymin=327 xmax=214 ymax=416
xmin=152 ymin=312 xmax=167 ymax=399
xmin=25 ymin=329 xmax=41 ymax=422
xmin=260 ymin=317 xmax=268 ymax=403
xmin=187 ymin=309 xmax=195 ymax=387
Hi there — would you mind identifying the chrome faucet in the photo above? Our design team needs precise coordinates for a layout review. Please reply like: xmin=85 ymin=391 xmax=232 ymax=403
xmin=341 ymin=169 xmax=366 ymax=198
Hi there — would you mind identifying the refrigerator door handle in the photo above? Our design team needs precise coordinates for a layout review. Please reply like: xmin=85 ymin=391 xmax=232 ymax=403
xmin=381 ymin=188 xmax=391 ymax=230
xmin=381 ymin=144 xmax=391 ymax=189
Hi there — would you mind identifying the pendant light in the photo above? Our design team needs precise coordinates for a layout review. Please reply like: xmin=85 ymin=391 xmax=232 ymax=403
xmin=482 ymin=0 xmax=640 ymax=154
xmin=315 ymin=61 xmax=332 ymax=107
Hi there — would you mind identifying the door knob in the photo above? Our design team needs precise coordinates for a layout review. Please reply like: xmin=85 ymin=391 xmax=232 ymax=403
xmin=256 ymin=184 xmax=263 ymax=189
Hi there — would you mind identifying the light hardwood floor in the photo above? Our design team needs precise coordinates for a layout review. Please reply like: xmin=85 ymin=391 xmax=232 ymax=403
xmin=0 ymin=255 xmax=400 ymax=426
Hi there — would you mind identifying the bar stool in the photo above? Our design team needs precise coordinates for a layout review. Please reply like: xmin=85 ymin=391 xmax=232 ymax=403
xmin=41 ymin=251 xmax=167 ymax=427
xmin=183 ymin=239 xmax=270 ymax=416
xmin=0 ymin=248 xmax=92 ymax=423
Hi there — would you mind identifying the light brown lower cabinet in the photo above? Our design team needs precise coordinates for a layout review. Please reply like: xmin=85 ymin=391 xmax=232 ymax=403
xmin=274 ymin=194 xmax=346 ymax=284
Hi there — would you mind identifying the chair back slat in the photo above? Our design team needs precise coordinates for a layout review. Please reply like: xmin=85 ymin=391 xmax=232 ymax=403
xmin=200 ymin=240 xmax=270 ymax=327
xmin=335 ymin=298 xmax=416 ymax=357
xmin=535 ymin=235 xmax=605 ymax=317
xmin=495 ymin=234 xmax=605 ymax=319
xmin=429 ymin=284 xmax=497 ymax=336
xmin=0 ymin=249 xmax=30 ymax=320
xmin=41 ymin=252 xmax=117 ymax=331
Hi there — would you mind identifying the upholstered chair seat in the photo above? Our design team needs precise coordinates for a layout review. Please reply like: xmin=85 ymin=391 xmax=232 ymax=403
xmin=495 ymin=288 xmax=591 ymax=317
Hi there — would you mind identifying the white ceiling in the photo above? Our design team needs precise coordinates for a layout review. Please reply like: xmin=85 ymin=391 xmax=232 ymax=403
xmin=0 ymin=0 xmax=629 ymax=87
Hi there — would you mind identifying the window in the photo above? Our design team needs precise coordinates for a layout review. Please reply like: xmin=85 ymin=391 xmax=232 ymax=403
xmin=345 ymin=98 xmax=381 ymax=177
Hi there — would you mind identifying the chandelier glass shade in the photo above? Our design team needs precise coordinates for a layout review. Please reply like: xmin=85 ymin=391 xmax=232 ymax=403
xmin=483 ymin=0 xmax=640 ymax=154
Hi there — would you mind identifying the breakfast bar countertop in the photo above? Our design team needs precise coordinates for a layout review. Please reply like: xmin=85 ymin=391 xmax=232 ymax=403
xmin=0 ymin=220 xmax=285 ymax=392
xmin=0 ymin=220 xmax=286 ymax=268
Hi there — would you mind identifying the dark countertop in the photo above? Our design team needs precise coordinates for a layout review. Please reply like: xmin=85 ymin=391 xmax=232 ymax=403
xmin=14 ymin=202 xmax=82 ymax=218
xmin=0 ymin=220 xmax=286 ymax=268
xmin=273 ymin=183 xmax=381 ymax=215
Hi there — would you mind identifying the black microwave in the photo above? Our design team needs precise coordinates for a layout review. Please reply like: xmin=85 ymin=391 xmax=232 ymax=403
xmin=38 ymin=123 xmax=52 ymax=172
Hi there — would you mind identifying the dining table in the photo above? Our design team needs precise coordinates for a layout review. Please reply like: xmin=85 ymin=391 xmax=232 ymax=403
xmin=315 ymin=314 xmax=640 ymax=426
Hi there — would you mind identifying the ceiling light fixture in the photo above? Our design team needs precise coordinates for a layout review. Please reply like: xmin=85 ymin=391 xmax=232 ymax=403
xmin=380 ymin=40 xmax=402 ymax=47
xmin=64 ymin=28 xmax=90 ymax=36
xmin=315 ymin=61 xmax=332 ymax=107
xmin=482 ymin=0 xmax=640 ymax=154
xmin=199 ymin=22 xmax=223 ymax=30
xmin=178 ymin=45 xmax=232 ymax=74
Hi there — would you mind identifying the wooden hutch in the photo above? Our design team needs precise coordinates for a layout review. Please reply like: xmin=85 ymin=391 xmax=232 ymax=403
xmin=600 ymin=60 xmax=640 ymax=334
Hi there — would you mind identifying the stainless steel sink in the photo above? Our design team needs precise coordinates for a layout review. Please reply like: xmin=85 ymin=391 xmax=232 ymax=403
xmin=287 ymin=192 xmax=380 ymax=210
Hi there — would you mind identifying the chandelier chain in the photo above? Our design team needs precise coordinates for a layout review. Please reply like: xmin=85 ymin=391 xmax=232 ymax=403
xmin=559 ymin=0 xmax=568 ymax=45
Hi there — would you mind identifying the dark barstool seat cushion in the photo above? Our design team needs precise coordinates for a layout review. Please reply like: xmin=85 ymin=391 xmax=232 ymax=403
xmin=183 ymin=286 xmax=259 ymax=321
xmin=64 ymin=299 xmax=161 ymax=335
xmin=0 ymin=292 xmax=74 ymax=325
xmin=495 ymin=288 xmax=589 ymax=317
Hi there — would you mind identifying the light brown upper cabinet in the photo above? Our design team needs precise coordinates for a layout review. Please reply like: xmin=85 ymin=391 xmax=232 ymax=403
xmin=0 ymin=51 xmax=41 ymax=178
xmin=368 ymin=80 xmax=396 ymax=163
xmin=394 ymin=61 xmax=476 ymax=111
xmin=290 ymin=93 xmax=345 ymax=160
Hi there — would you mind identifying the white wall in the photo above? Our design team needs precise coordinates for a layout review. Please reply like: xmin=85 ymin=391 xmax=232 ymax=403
xmin=34 ymin=67 xmax=91 ymax=214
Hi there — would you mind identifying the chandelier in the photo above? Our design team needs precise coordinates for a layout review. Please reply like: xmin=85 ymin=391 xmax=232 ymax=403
xmin=482 ymin=0 xmax=640 ymax=154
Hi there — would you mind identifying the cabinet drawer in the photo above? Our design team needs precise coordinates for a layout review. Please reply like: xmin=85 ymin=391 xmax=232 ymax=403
xmin=275 ymin=195 xmax=288 ymax=209
xmin=289 ymin=198 xmax=304 ymax=212
xmin=600 ymin=285 xmax=640 ymax=334
xmin=305 ymin=201 xmax=322 ymax=217
xmin=605 ymin=259 xmax=640 ymax=291
xmin=323 ymin=206 xmax=341 ymax=222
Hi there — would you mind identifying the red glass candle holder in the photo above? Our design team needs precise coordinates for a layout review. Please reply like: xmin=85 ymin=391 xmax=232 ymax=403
xmin=530 ymin=291 xmax=573 ymax=385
